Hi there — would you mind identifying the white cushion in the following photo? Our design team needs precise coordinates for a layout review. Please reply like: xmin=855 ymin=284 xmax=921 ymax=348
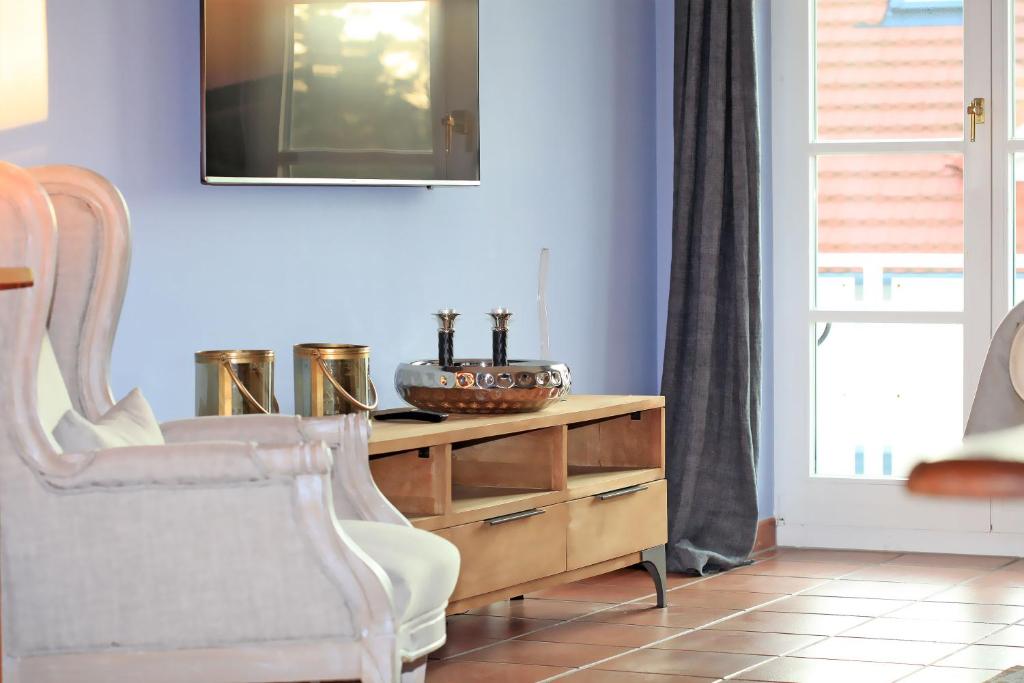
xmin=37 ymin=334 xmax=74 ymax=453
xmin=53 ymin=388 xmax=165 ymax=452
xmin=339 ymin=520 xmax=459 ymax=624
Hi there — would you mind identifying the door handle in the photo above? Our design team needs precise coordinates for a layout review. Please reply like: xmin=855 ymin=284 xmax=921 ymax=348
xmin=597 ymin=484 xmax=649 ymax=500
xmin=485 ymin=508 xmax=545 ymax=525
xmin=442 ymin=110 xmax=471 ymax=154
xmin=968 ymin=97 xmax=985 ymax=143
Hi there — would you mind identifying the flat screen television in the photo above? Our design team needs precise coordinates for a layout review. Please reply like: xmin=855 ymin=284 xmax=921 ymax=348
xmin=201 ymin=0 xmax=480 ymax=186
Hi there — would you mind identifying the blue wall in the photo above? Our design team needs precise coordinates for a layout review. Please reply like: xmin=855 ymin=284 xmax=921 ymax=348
xmin=0 ymin=0 xmax=659 ymax=416
xmin=3 ymin=0 xmax=776 ymax=520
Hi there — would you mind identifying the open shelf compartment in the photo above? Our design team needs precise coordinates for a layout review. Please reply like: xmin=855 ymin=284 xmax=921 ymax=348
xmin=370 ymin=425 xmax=569 ymax=523
xmin=566 ymin=408 xmax=664 ymax=493
xmin=450 ymin=425 xmax=566 ymax=513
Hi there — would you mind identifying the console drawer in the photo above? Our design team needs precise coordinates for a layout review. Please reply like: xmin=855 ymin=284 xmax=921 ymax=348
xmin=567 ymin=479 xmax=667 ymax=570
xmin=436 ymin=502 xmax=568 ymax=601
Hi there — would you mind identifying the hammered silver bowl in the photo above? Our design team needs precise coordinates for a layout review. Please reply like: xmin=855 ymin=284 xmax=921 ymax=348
xmin=395 ymin=359 xmax=572 ymax=414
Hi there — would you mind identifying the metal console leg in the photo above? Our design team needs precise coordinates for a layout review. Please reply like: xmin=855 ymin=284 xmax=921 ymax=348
xmin=639 ymin=545 xmax=668 ymax=608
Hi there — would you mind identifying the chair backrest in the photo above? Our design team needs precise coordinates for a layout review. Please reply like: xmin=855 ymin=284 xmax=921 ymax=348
xmin=966 ymin=298 xmax=1024 ymax=436
xmin=29 ymin=166 xmax=131 ymax=422
xmin=0 ymin=161 xmax=80 ymax=477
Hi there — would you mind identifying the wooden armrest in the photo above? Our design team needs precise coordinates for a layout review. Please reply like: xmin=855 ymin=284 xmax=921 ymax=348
xmin=0 ymin=267 xmax=33 ymax=290
xmin=907 ymin=459 xmax=1024 ymax=498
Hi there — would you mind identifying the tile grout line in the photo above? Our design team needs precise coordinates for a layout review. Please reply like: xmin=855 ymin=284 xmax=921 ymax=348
xmin=437 ymin=551 xmax=1022 ymax=682
xmin=712 ymin=556 xmax=929 ymax=682
xmin=887 ymin=564 xmax=1024 ymax=682
xmin=827 ymin=555 xmax=1020 ymax=681
xmin=536 ymin=553 xmax=891 ymax=682
xmin=440 ymin=571 xmax=727 ymax=665
xmin=544 ymin=551 xmax=1022 ymax=683
xmin=724 ymin=553 xmax=1021 ymax=682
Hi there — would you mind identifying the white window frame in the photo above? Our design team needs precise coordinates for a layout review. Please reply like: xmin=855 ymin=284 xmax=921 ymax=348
xmin=770 ymin=0 xmax=1024 ymax=553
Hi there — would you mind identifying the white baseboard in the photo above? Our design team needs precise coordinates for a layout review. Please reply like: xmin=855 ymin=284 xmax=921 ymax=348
xmin=778 ymin=523 xmax=1024 ymax=557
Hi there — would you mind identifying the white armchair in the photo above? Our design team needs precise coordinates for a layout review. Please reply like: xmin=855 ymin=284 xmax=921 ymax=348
xmin=0 ymin=162 xmax=459 ymax=683
xmin=32 ymin=164 xmax=409 ymax=527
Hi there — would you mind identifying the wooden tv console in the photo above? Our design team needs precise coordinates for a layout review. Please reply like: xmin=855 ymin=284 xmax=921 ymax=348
xmin=368 ymin=395 xmax=668 ymax=614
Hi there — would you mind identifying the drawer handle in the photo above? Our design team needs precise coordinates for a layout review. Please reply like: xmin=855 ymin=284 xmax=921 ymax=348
xmin=597 ymin=484 xmax=649 ymax=500
xmin=485 ymin=508 xmax=545 ymax=525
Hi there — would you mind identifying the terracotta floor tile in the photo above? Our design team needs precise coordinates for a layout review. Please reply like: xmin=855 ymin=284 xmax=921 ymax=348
xmin=980 ymin=624 xmax=1024 ymax=647
xmin=470 ymin=599 xmax=614 ymax=621
xmin=897 ymin=667 xmax=1003 ymax=683
xmin=927 ymin=585 xmax=1024 ymax=606
xmin=734 ymin=559 xmax=862 ymax=579
xmin=425 ymin=659 xmax=570 ymax=682
xmin=594 ymin=648 xmax=770 ymax=677
xmin=519 ymin=621 xmax=685 ymax=648
xmin=733 ymin=657 xmax=920 ymax=683
xmin=435 ymin=613 xmax=557 ymax=659
xmin=578 ymin=568 xmax=700 ymax=590
xmin=841 ymin=564 xmax=984 ymax=584
xmin=438 ymin=552 xmax=1024 ymax=681
xmin=791 ymin=636 xmax=962 ymax=665
xmin=656 ymin=589 xmax=787 ymax=611
xmin=580 ymin=604 xmax=740 ymax=629
xmin=806 ymin=580 xmax=945 ymax=601
xmin=761 ymin=595 xmax=909 ymax=617
xmin=775 ymin=548 xmax=902 ymax=564
xmin=706 ymin=610 xmax=868 ymax=635
xmin=842 ymin=617 xmax=1003 ymax=644
xmin=963 ymin=572 xmax=1024 ymax=588
xmin=684 ymin=573 xmax=825 ymax=594
xmin=653 ymin=628 xmax=820 ymax=656
xmin=446 ymin=614 xmax=560 ymax=640
xmin=887 ymin=601 xmax=1024 ymax=624
xmin=528 ymin=582 xmax=657 ymax=603
xmin=559 ymin=670 xmax=718 ymax=682
xmin=457 ymin=639 xmax=631 ymax=668
xmin=885 ymin=553 xmax=1016 ymax=569
xmin=935 ymin=644 xmax=1024 ymax=669
xmin=430 ymin=635 xmax=501 ymax=660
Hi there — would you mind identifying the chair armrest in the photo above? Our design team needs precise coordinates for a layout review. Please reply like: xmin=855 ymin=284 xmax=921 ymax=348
xmin=41 ymin=440 xmax=331 ymax=491
xmin=161 ymin=414 xmax=352 ymax=447
xmin=161 ymin=414 xmax=307 ymax=444
xmin=8 ymin=440 xmax=402 ymax=678
xmin=908 ymin=423 xmax=1024 ymax=498
xmin=332 ymin=414 xmax=410 ymax=527
xmin=162 ymin=414 xmax=409 ymax=526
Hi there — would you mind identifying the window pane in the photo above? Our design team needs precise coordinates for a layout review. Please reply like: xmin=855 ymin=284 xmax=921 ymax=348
xmin=815 ymin=323 xmax=963 ymax=478
xmin=815 ymin=0 xmax=964 ymax=141
xmin=816 ymin=154 xmax=964 ymax=311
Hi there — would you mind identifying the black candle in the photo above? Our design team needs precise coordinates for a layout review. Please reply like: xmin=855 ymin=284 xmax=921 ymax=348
xmin=434 ymin=309 xmax=459 ymax=367
xmin=488 ymin=308 xmax=513 ymax=366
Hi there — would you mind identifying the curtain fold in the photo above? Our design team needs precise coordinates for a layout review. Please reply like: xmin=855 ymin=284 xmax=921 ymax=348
xmin=661 ymin=0 xmax=761 ymax=575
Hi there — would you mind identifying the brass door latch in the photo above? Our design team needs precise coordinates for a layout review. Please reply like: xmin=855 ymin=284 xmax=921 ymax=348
xmin=968 ymin=97 xmax=985 ymax=142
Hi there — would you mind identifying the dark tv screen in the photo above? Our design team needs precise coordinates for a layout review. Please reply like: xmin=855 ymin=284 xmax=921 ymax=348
xmin=202 ymin=0 xmax=480 ymax=186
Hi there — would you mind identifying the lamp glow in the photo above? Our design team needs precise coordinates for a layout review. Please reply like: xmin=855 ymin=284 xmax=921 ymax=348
xmin=0 ymin=0 xmax=48 ymax=130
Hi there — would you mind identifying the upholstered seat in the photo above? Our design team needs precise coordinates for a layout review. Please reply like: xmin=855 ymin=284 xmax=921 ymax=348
xmin=0 ymin=162 xmax=459 ymax=683
xmin=341 ymin=520 xmax=460 ymax=654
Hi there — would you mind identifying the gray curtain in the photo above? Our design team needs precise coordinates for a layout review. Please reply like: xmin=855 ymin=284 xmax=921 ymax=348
xmin=661 ymin=0 xmax=761 ymax=575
